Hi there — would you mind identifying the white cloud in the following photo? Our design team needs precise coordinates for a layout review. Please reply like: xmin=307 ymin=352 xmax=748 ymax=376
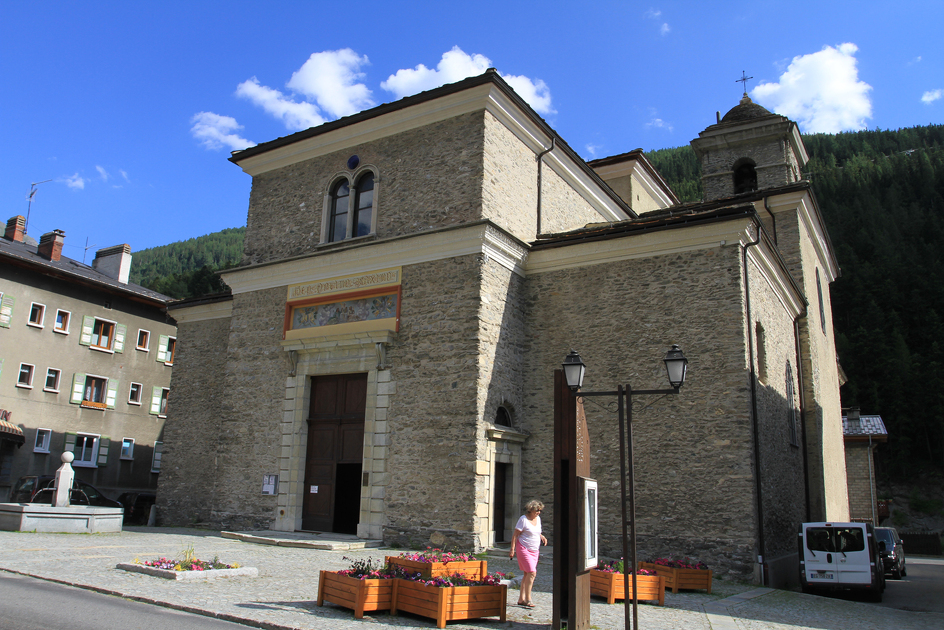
xmin=96 ymin=165 xmax=109 ymax=182
xmin=660 ymin=23 xmax=670 ymax=36
xmin=751 ymin=43 xmax=872 ymax=134
xmin=645 ymin=9 xmax=661 ymax=19
xmin=585 ymin=143 xmax=602 ymax=158
xmin=645 ymin=8 xmax=669 ymax=35
xmin=382 ymin=46 xmax=555 ymax=115
xmin=646 ymin=117 xmax=674 ymax=132
xmin=236 ymin=78 xmax=325 ymax=131
xmin=190 ymin=112 xmax=256 ymax=151
xmin=909 ymin=56 xmax=922 ymax=65
xmin=286 ymin=49 xmax=374 ymax=119
xmin=922 ymin=89 xmax=942 ymax=104
xmin=120 ymin=169 xmax=130 ymax=183
xmin=62 ymin=173 xmax=87 ymax=190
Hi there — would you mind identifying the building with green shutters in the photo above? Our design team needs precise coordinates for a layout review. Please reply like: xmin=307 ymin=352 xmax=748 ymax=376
xmin=0 ymin=218 xmax=175 ymax=503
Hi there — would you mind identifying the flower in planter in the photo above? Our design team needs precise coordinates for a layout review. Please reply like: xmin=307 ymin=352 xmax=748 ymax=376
xmin=395 ymin=547 xmax=477 ymax=563
xmin=648 ymin=557 xmax=709 ymax=570
xmin=403 ymin=571 xmax=511 ymax=588
xmin=336 ymin=556 xmax=409 ymax=580
xmin=132 ymin=547 xmax=240 ymax=572
xmin=596 ymin=559 xmax=656 ymax=575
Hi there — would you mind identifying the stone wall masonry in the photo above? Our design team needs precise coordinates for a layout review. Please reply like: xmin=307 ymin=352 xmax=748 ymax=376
xmin=207 ymin=287 xmax=291 ymax=530
xmin=481 ymin=112 xmax=604 ymax=242
xmin=157 ymin=315 xmax=232 ymax=526
xmin=745 ymin=253 xmax=808 ymax=562
xmin=473 ymin=256 xmax=528 ymax=546
xmin=242 ymin=111 xmax=487 ymax=266
xmin=522 ymin=241 xmax=759 ymax=579
xmin=701 ymin=137 xmax=798 ymax=201
xmin=382 ymin=254 xmax=488 ymax=549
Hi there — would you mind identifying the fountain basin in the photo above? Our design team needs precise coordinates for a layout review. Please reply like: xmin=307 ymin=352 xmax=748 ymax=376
xmin=0 ymin=503 xmax=123 ymax=533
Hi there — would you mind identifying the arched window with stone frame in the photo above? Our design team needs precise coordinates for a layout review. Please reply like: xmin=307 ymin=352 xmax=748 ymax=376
xmin=733 ymin=157 xmax=758 ymax=194
xmin=323 ymin=167 xmax=379 ymax=243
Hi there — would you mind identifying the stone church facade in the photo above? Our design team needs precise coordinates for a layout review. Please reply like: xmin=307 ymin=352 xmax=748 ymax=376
xmin=157 ymin=71 xmax=848 ymax=587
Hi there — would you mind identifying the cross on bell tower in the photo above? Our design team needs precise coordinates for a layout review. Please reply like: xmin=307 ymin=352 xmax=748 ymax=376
xmin=736 ymin=71 xmax=753 ymax=96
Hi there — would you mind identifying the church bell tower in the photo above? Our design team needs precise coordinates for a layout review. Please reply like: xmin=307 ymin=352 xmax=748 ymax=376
xmin=691 ymin=78 xmax=809 ymax=202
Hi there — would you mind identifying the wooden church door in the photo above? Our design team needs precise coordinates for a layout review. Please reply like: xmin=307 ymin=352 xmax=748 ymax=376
xmin=302 ymin=373 xmax=367 ymax=533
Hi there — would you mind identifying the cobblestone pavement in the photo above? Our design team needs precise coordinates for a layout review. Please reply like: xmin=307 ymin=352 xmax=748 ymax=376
xmin=0 ymin=527 xmax=941 ymax=629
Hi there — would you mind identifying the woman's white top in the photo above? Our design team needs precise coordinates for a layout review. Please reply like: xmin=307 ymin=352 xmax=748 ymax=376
xmin=515 ymin=514 xmax=542 ymax=551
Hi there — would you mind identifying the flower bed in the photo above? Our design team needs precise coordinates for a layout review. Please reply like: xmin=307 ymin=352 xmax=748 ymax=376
xmin=590 ymin=560 xmax=664 ymax=605
xmin=386 ymin=548 xmax=486 ymax=580
xmin=391 ymin=574 xmax=506 ymax=629
xmin=638 ymin=559 xmax=712 ymax=594
xmin=117 ymin=547 xmax=256 ymax=582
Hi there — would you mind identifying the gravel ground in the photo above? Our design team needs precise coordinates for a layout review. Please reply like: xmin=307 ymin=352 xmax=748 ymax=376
xmin=0 ymin=527 xmax=940 ymax=630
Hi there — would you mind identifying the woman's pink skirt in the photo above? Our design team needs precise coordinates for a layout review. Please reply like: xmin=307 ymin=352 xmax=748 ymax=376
xmin=516 ymin=541 xmax=539 ymax=573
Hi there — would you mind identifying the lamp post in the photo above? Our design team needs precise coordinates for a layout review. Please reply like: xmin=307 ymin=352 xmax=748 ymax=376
xmin=562 ymin=346 xmax=688 ymax=630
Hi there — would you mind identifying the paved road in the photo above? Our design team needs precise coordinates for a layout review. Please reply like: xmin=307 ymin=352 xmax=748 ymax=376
xmin=878 ymin=557 xmax=944 ymax=613
xmin=0 ymin=573 xmax=252 ymax=630
xmin=0 ymin=527 xmax=941 ymax=630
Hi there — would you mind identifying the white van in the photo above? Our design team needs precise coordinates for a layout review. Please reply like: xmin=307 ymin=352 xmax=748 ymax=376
xmin=798 ymin=522 xmax=885 ymax=601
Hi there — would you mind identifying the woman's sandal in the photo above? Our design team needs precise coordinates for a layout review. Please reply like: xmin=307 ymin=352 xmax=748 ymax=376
xmin=524 ymin=601 xmax=535 ymax=608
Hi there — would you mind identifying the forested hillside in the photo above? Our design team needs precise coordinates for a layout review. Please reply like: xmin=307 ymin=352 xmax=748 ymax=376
xmin=130 ymin=227 xmax=244 ymax=299
xmin=648 ymin=125 xmax=944 ymax=478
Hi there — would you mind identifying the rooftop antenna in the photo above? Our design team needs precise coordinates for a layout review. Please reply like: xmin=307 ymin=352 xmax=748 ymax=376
xmin=26 ymin=179 xmax=53 ymax=235
xmin=82 ymin=237 xmax=98 ymax=265
xmin=736 ymin=70 xmax=754 ymax=97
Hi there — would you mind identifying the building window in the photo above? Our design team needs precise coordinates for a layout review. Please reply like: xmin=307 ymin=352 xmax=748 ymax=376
xmin=73 ymin=434 xmax=99 ymax=467
xmin=16 ymin=363 xmax=34 ymax=388
xmin=120 ymin=438 xmax=135 ymax=460
xmin=69 ymin=373 xmax=118 ymax=409
xmin=137 ymin=329 xmax=150 ymax=351
xmin=84 ymin=376 xmax=107 ymax=407
xmin=44 ymin=368 xmax=61 ymax=393
xmin=786 ymin=363 xmax=799 ymax=447
xmin=151 ymin=441 xmax=163 ymax=473
xmin=91 ymin=319 xmax=115 ymax=349
xmin=755 ymin=323 xmax=767 ymax=383
xmin=495 ymin=406 xmax=512 ymax=427
xmin=150 ymin=386 xmax=170 ymax=417
xmin=326 ymin=171 xmax=376 ymax=243
xmin=733 ymin=158 xmax=758 ymax=194
xmin=816 ymin=269 xmax=827 ymax=335
xmin=129 ymin=382 xmax=143 ymax=405
xmin=54 ymin=309 xmax=71 ymax=334
xmin=0 ymin=292 xmax=13 ymax=328
xmin=34 ymin=428 xmax=51 ymax=453
xmin=157 ymin=335 xmax=176 ymax=364
xmin=28 ymin=303 xmax=45 ymax=328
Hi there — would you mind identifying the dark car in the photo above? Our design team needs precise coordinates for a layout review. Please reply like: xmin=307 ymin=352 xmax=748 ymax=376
xmin=116 ymin=492 xmax=156 ymax=524
xmin=10 ymin=475 xmax=123 ymax=509
xmin=875 ymin=526 xmax=907 ymax=579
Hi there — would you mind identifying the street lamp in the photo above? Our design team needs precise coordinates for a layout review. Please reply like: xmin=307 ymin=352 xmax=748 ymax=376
xmin=563 ymin=346 xmax=687 ymax=630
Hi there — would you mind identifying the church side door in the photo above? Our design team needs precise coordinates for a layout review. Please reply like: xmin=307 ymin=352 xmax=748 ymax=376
xmin=302 ymin=373 xmax=367 ymax=533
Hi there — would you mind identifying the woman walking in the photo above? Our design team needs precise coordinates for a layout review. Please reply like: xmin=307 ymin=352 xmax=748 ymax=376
xmin=509 ymin=499 xmax=547 ymax=607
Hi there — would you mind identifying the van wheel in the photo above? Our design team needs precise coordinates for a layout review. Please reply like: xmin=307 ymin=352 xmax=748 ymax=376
xmin=868 ymin=588 xmax=883 ymax=603
xmin=901 ymin=563 xmax=907 ymax=577
xmin=892 ymin=567 xmax=902 ymax=580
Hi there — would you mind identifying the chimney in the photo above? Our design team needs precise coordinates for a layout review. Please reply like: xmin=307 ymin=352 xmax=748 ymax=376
xmin=93 ymin=244 xmax=133 ymax=284
xmin=37 ymin=230 xmax=66 ymax=261
xmin=4 ymin=216 xmax=26 ymax=242
xmin=847 ymin=407 xmax=861 ymax=428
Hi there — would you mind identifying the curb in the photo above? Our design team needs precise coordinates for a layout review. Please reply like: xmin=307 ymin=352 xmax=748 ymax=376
xmin=703 ymin=587 xmax=773 ymax=630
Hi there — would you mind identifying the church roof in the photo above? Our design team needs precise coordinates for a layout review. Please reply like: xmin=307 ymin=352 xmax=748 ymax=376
xmin=721 ymin=94 xmax=774 ymax=123
xmin=842 ymin=414 xmax=888 ymax=440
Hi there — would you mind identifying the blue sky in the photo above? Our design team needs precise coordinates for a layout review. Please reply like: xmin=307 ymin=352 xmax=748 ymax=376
xmin=2 ymin=1 xmax=942 ymax=257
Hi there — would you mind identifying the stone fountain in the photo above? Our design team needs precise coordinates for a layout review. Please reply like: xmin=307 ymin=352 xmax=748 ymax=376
xmin=0 ymin=452 xmax=123 ymax=533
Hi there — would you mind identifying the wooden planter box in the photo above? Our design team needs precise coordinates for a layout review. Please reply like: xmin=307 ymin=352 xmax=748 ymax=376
xmin=589 ymin=570 xmax=665 ymax=605
xmin=385 ymin=556 xmax=487 ymax=580
xmin=317 ymin=570 xmax=394 ymax=619
xmin=391 ymin=578 xmax=506 ymax=629
xmin=637 ymin=562 xmax=712 ymax=594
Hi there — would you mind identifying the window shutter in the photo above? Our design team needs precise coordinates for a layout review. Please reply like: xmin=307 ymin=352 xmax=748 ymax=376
xmin=79 ymin=316 xmax=95 ymax=346
xmin=97 ymin=437 xmax=110 ymax=466
xmin=151 ymin=441 xmax=163 ymax=473
xmin=114 ymin=324 xmax=127 ymax=353
xmin=156 ymin=335 xmax=169 ymax=362
xmin=0 ymin=294 xmax=14 ymax=328
xmin=70 ymin=373 xmax=86 ymax=405
xmin=64 ymin=432 xmax=77 ymax=452
xmin=105 ymin=379 xmax=119 ymax=409
xmin=149 ymin=386 xmax=163 ymax=415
